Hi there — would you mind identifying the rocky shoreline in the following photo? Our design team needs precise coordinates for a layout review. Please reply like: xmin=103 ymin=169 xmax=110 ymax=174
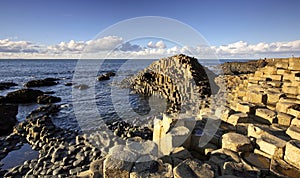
xmin=0 ymin=55 xmax=300 ymax=177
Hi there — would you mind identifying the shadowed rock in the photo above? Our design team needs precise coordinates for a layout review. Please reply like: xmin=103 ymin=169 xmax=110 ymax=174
xmin=1 ymin=89 xmax=44 ymax=103
xmin=97 ymin=72 xmax=116 ymax=81
xmin=24 ymin=78 xmax=59 ymax=87
xmin=36 ymin=95 xmax=62 ymax=104
xmin=0 ymin=104 xmax=18 ymax=136
xmin=220 ymin=59 xmax=268 ymax=75
xmin=0 ymin=82 xmax=18 ymax=90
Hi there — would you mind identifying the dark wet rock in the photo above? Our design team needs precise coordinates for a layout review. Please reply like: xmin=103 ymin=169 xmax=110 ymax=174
xmin=106 ymin=71 xmax=116 ymax=77
xmin=2 ymin=89 xmax=44 ymax=103
xmin=73 ymin=84 xmax=89 ymax=90
xmin=97 ymin=74 xmax=110 ymax=81
xmin=0 ymin=104 xmax=18 ymax=136
xmin=97 ymin=71 xmax=116 ymax=81
xmin=0 ymin=82 xmax=17 ymax=90
xmin=107 ymin=121 xmax=153 ymax=140
xmin=220 ymin=59 xmax=268 ymax=75
xmin=64 ymin=82 xmax=73 ymax=86
xmin=36 ymin=95 xmax=61 ymax=104
xmin=26 ymin=104 xmax=60 ymax=120
xmin=24 ymin=78 xmax=59 ymax=87
xmin=44 ymin=91 xmax=55 ymax=95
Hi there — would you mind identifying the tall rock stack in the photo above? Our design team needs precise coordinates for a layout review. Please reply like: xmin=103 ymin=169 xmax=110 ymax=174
xmin=127 ymin=54 xmax=217 ymax=113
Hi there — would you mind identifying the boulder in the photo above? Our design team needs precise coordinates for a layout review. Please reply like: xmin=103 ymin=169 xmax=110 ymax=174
xmin=256 ymin=133 xmax=286 ymax=159
xmin=3 ymin=89 xmax=44 ymax=103
xmin=246 ymin=91 xmax=267 ymax=105
xmin=284 ymin=140 xmax=300 ymax=169
xmin=226 ymin=113 xmax=248 ymax=126
xmin=64 ymin=82 xmax=73 ymax=86
xmin=103 ymin=145 xmax=137 ymax=178
xmin=78 ymin=157 xmax=105 ymax=178
xmin=276 ymin=102 xmax=296 ymax=113
xmin=126 ymin=140 xmax=158 ymax=156
xmin=255 ymin=108 xmax=277 ymax=124
xmin=97 ymin=74 xmax=110 ymax=81
xmin=266 ymin=91 xmax=285 ymax=104
xmin=287 ymin=104 xmax=300 ymax=118
xmin=130 ymin=160 xmax=173 ymax=178
xmin=173 ymin=159 xmax=214 ymax=178
xmin=221 ymin=132 xmax=252 ymax=152
xmin=24 ymin=78 xmax=59 ymax=87
xmin=36 ymin=95 xmax=61 ymax=104
xmin=0 ymin=104 xmax=18 ymax=136
xmin=277 ymin=112 xmax=293 ymax=126
xmin=97 ymin=72 xmax=116 ymax=81
xmin=235 ymin=102 xmax=255 ymax=114
xmin=159 ymin=126 xmax=191 ymax=155
xmin=0 ymin=82 xmax=17 ymax=90
xmin=291 ymin=118 xmax=300 ymax=127
xmin=286 ymin=125 xmax=300 ymax=140
xmin=209 ymin=149 xmax=241 ymax=169
xmin=131 ymin=156 xmax=159 ymax=174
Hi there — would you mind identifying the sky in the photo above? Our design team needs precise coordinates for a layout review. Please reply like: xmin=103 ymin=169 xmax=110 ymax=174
xmin=0 ymin=0 xmax=300 ymax=59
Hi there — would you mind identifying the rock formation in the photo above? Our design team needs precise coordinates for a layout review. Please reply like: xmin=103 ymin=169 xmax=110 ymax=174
xmin=0 ymin=89 xmax=44 ymax=103
xmin=201 ymin=57 xmax=300 ymax=177
xmin=0 ymin=104 xmax=18 ymax=136
xmin=24 ymin=78 xmax=59 ymax=87
xmin=126 ymin=54 xmax=218 ymax=113
xmin=97 ymin=71 xmax=116 ymax=81
xmin=0 ymin=89 xmax=61 ymax=104
xmin=0 ymin=82 xmax=17 ymax=90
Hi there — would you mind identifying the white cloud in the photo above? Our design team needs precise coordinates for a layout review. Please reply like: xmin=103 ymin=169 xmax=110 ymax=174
xmin=85 ymin=36 xmax=123 ymax=52
xmin=147 ymin=40 xmax=167 ymax=49
xmin=47 ymin=40 xmax=86 ymax=54
xmin=0 ymin=39 xmax=39 ymax=53
xmin=1 ymin=37 xmax=300 ymax=59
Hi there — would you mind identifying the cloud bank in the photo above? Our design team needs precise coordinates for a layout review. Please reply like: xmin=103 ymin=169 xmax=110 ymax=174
xmin=0 ymin=36 xmax=299 ymax=59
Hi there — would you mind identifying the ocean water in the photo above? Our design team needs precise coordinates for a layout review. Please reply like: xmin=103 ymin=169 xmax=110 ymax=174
xmin=0 ymin=59 xmax=245 ymax=132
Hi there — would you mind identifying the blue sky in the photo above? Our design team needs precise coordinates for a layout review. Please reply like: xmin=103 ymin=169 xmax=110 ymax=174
xmin=1 ymin=0 xmax=300 ymax=59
